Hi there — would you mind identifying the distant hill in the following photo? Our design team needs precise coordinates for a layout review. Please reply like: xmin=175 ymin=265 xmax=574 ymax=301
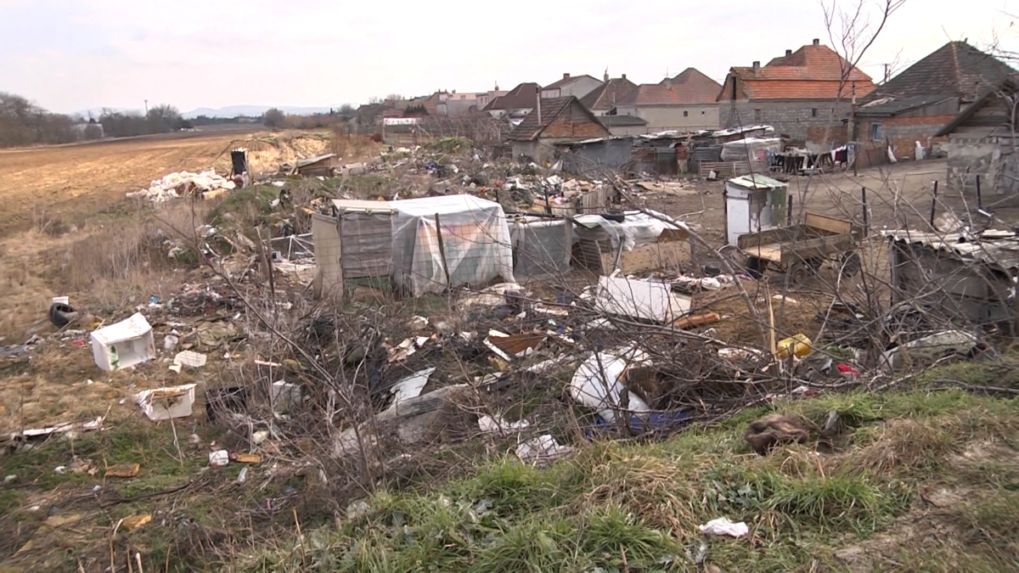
xmin=182 ymin=105 xmax=344 ymax=119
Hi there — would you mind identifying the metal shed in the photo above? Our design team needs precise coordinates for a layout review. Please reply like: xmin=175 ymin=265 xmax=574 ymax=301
xmin=884 ymin=229 xmax=1019 ymax=329
xmin=723 ymin=174 xmax=789 ymax=246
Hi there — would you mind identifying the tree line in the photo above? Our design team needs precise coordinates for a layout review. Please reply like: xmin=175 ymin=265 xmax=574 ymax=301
xmin=0 ymin=91 xmax=186 ymax=148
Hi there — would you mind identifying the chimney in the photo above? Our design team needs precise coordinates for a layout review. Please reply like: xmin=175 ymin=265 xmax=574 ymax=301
xmin=604 ymin=68 xmax=609 ymax=82
xmin=812 ymin=38 xmax=820 ymax=46
xmin=752 ymin=61 xmax=761 ymax=76
xmin=621 ymin=73 xmax=627 ymax=80
xmin=785 ymin=49 xmax=792 ymax=57
xmin=563 ymin=73 xmax=570 ymax=80
xmin=665 ymin=77 xmax=673 ymax=90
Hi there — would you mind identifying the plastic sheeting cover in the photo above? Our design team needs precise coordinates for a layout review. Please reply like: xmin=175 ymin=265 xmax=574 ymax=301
xmin=574 ymin=210 xmax=685 ymax=251
xmin=510 ymin=218 xmax=572 ymax=280
xmin=390 ymin=195 xmax=515 ymax=296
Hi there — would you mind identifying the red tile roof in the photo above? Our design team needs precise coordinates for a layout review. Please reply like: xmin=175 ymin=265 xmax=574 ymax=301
xmin=620 ymin=68 xmax=721 ymax=106
xmin=721 ymin=42 xmax=875 ymax=101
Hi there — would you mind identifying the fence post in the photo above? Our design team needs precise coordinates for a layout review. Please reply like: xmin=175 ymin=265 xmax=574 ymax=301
xmin=929 ymin=180 xmax=939 ymax=227
xmin=434 ymin=213 xmax=451 ymax=290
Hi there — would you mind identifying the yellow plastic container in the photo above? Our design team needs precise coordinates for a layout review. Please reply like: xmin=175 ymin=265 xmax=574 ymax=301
xmin=776 ymin=333 xmax=812 ymax=359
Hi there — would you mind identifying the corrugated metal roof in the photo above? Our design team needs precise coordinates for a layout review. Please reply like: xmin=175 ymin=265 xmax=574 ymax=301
xmin=883 ymin=229 xmax=1019 ymax=271
xmin=296 ymin=153 xmax=337 ymax=168
xmin=727 ymin=174 xmax=787 ymax=190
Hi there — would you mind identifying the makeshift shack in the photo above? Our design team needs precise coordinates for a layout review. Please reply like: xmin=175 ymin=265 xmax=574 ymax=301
xmin=293 ymin=153 xmax=338 ymax=177
xmin=559 ymin=137 xmax=634 ymax=176
xmin=510 ymin=215 xmax=573 ymax=280
xmin=884 ymin=229 xmax=1019 ymax=329
xmin=724 ymin=174 xmax=789 ymax=246
xmin=312 ymin=196 xmax=515 ymax=297
xmin=573 ymin=210 xmax=690 ymax=274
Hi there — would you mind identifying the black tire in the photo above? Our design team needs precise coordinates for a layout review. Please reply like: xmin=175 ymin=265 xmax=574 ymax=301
xmin=746 ymin=256 xmax=766 ymax=279
xmin=48 ymin=303 xmax=78 ymax=328
xmin=787 ymin=261 xmax=810 ymax=286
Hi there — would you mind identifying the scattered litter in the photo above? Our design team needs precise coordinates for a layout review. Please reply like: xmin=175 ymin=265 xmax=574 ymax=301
xmin=271 ymin=381 xmax=301 ymax=413
xmin=128 ymin=169 xmax=236 ymax=203
xmin=163 ymin=334 xmax=180 ymax=350
xmin=389 ymin=368 xmax=436 ymax=409
xmin=53 ymin=466 xmax=67 ymax=474
xmin=478 ymin=415 xmax=530 ymax=434
xmin=516 ymin=435 xmax=573 ymax=465
xmin=252 ymin=430 xmax=269 ymax=445
xmin=122 ymin=514 xmax=152 ymax=531
xmin=570 ymin=348 xmax=651 ymax=423
xmin=90 ymin=313 xmax=155 ymax=371
xmin=237 ymin=467 xmax=248 ymax=485
xmin=347 ymin=499 xmax=371 ymax=520
xmin=671 ymin=312 xmax=721 ymax=330
xmin=2 ymin=417 xmax=104 ymax=443
xmin=776 ymin=333 xmax=812 ymax=360
xmin=772 ymin=294 xmax=798 ymax=305
xmin=407 ymin=316 xmax=429 ymax=331
xmin=3 ymin=475 xmax=15 ymax=484
xmin=209 ymin=450 xmax=229 ymax=467
xmin=745 ymin=414 xmax=809 ymax=455
xmin=173 ymin=350 xmax=207 ymax=369
xmin=135 ymin=384 xmax=197 ymax=421
xmin=484 ymin=331 xmax=546 ymax=361
xmin=699 ymin=518 xmax=749 ymax=538
xmin=105 ymin=463 xmax=141 ymax=478
xmin=233 ymin=453 xmax=261 ymax=464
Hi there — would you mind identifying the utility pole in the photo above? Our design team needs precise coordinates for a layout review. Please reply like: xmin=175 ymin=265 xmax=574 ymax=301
xmin=144 ymin=99 xmax=149 ymax=114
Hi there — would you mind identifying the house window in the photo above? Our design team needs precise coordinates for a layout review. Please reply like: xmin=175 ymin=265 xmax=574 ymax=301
xmin=701 ymin=111 xmax=705 ymax=115
xmin=869 ymin=122 xmax=883 ymax=141
xmin=754 ymin=109 xmax=762 ymax=122
xmin=683 ymin=111 xmax=689 ymax=117
xmin=811 ymin=108 xmax=818 ymax=117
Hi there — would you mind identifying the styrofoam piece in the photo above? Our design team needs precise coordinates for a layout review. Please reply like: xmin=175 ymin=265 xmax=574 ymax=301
xmin=389 ymin=367 xmax=435 ymax=409
xmin=569 ymin=347 xmax=651 ymax=423
xmin=174 ymin=351 xmax=207 ymax=368
xmin=135 ymin=384 xmax=197 ymax=421
xmin=209 ymin=450 xmax=229 ymax=466
xmin=271 ymin=381 xmax=301 ymax=413
xmin=52 ymin=296 xmax=70 ymax=305
xmin=90 ymin=313 xmax=155 ymax=371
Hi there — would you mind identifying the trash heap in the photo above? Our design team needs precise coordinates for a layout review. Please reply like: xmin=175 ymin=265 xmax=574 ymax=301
xmin=128 ymin=169 xmax=236 ymax=203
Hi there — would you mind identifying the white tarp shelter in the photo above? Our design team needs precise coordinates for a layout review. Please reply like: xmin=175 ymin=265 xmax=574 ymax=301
xmin=312 ymin=195 xmax=515 ymax=297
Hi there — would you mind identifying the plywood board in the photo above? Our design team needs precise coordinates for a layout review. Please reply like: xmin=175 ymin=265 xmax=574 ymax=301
xmin=804 ymin=212 xmax=852 ymax=235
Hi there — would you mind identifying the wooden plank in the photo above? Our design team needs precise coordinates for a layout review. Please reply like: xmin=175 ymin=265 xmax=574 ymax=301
xmin=748 ymin=243 xmax=783 ymax=262
xmin=599 ymin=240 xmax=689 ymax=274
xmin=804 ymin=212 xmax=852 ymax=236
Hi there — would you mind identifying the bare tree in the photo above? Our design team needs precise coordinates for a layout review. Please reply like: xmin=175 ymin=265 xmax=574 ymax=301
xmin=263 ymin=107 xmax=286 ymax=128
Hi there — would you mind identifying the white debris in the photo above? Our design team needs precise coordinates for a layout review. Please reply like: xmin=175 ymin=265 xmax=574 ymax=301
xmin=478 ymin=415 xmax=530 ymax=434
xmin=516 ymin=435 xmax=572 ymax=464
xmin=699 ymin=518 xmax=749 ymax=538
xmin=127 ymin=170 xmax=236 ymax=203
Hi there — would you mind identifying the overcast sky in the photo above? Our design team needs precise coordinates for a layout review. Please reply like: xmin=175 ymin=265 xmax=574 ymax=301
xmin=2 ymin=0 xmax=1017 ymax=114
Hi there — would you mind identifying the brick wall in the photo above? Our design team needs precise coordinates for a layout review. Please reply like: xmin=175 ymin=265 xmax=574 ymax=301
xmin=720 ymin=100 xmax=853 ymax=144
xmin=859 ymin=115 xmax=953 ymax=158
